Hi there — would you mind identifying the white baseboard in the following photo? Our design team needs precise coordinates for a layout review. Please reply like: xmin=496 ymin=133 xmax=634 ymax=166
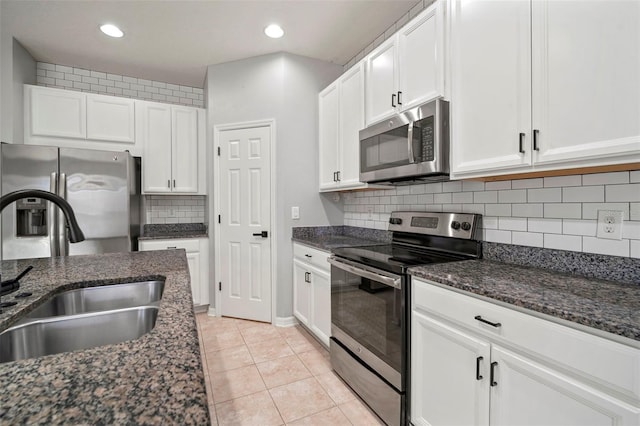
xmin=207 ymin=306 xmax=217 ymax=317
xmin=274 ymin=316 xmax=298 ymax=327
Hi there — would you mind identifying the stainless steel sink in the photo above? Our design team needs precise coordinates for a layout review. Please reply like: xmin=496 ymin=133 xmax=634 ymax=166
xmin=0 ymin=306 xmax=159 ymax=363
xmin=17 ymin=280 xmax=164 ymax=323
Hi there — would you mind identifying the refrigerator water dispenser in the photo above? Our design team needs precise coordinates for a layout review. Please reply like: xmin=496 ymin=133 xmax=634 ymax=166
xmin=16 ymin=198 xmax=47 ymax=237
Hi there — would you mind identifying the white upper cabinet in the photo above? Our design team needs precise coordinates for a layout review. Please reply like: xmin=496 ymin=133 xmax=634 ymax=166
xmin=365 ymin=1 xmax=446 ymax=126
xmin=171 ymin=106 xmax=199 ymax=193
xmin=86 ymin=94 xmax=135 ymax=143
xmin=138 ymin=101 xmax=205 ymax=194
xmin=450 ymin=0 xmax=640 ymax=179
xmin=29 ymin=85 xmax=86 ymax=139
xmin=319 ymin=83 xmax=340 ymax=190
xmin=319 ymin=62 xmax=379 ymax=192
xmin=531 ymin=0 xmax=640 ymax=166
xmin=25 ymin=85 xmax=142 ymax=154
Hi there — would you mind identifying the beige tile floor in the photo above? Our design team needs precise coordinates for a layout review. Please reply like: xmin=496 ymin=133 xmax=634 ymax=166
xmin=196 ymin=313 xmax=385 ymax=426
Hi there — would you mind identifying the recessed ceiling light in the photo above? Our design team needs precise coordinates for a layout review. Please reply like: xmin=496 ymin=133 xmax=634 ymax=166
xmin=100 ymin=24 xmax=124 ymax=38
xmin=264 ymin=24 xmax=284 ymax=39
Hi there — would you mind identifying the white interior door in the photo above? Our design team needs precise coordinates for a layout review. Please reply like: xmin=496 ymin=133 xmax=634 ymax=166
xmin=219 ymin=125 xmax=272 ymax=322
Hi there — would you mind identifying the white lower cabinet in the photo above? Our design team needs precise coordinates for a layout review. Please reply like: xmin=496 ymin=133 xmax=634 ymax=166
xmin=411 ymin=278 xmax=640 ymax=426
xmin=139 ymin=238 xmax=209 ymax=306
xmin=292 ymin=243 xmax=331 ymax=347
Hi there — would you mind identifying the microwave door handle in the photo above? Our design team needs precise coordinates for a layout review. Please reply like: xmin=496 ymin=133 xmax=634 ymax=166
xmin=407 ymin=122 xmax=415 ymax=164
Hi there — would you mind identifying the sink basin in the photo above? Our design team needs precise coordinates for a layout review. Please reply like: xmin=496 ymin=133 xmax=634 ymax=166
xmin=17 ymin=280 xmax=164 ymax=323
xmin=0 ymin=306 xmax=159 ymax=363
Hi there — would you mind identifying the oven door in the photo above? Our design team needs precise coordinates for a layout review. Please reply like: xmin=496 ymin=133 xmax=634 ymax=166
xmin=328 ymin=256 xmax=405 ymax=390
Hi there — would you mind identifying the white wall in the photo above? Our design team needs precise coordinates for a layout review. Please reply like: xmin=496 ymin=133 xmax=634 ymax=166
xmin=207 ymin=52 xmax=343 ymax=318
xmin=344 ymin=173 xmax=640 ymax=258
xmin=0 ymin=35 xmax=36 ymax=144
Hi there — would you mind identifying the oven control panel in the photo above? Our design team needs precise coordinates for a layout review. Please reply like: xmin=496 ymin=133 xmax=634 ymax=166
xmin=388 ymin=211 xmax=481 ymax=240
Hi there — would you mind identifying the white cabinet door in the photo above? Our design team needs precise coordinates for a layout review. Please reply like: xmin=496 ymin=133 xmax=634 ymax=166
xmin=186 ymin=250 xmax=201 ymax=305
xmin=140 ymin=102 xmax=172 ymax=193
xmin=338 ymin=63 xmax=365 ymax=188
xmin=398 ymin=3 xmax=443 ymax=111
xmin=309 ymin=265 xmax=331 ymax=347
xmin=319 ymin=83 xmax=340 ymax=190
xmin=450 ymin=0 xmax=532 ymax=176
xmin=531 ymin=0 xmax=640 ymax=166
xmin=171 ymin=106 xmax=199 ymax=193
xmin=411 ymin=310 xmax=490 ymax=426
xmin=293 ymin=259 xmax=311 ymax=327
xmin=365 ymin=38 xmax=398 ymax=126
xmin=86 ymin=94 xmax=135 ymax=143
xmin=30 ymin=86 xmax=86 ymax=139
xmin=490 ymin=346 xmax=640 ymax=426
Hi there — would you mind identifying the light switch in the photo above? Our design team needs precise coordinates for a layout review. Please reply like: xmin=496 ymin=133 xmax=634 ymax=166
xmin=291 ymin=206 xmax=300 ymax=220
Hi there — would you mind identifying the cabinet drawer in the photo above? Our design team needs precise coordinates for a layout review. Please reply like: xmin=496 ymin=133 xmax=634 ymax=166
xmin=412 ymin=278 xmax=640 ymax=404
xmin=139 ymin=238 xmax=200 ymax=253
xmin=293 ymin=243 xmax=330 ymax=272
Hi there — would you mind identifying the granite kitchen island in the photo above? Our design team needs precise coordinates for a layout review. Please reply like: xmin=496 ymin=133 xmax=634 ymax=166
xmin=0 ymin=250 xmax=209 ymax=424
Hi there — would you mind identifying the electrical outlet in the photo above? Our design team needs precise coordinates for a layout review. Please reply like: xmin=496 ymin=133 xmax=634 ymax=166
xmin=367 ymin=206 xmax=374 ymax=220
xmin=167 ymin=208 xmax=176 ymax=218
xmin=596 ymin=210 xmax=623 ymax=240
xmin=291 ymin=206 xmax=300 ymax=220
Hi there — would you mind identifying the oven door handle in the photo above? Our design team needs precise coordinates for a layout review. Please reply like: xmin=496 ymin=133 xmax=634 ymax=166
xmin=328 ymin=256 xmax=402 ymax=290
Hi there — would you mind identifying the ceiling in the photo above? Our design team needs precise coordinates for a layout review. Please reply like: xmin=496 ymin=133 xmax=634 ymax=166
xmin=1 ymin=0 xmax=418 ymax=88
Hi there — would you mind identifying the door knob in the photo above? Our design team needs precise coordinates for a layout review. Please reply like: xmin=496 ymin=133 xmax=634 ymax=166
xmin=252 ymin=231 xmax=268 ymax=238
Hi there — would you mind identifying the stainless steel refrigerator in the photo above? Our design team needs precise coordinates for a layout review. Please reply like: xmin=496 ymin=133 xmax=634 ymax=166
xmin=1 ymin=144 xmax=141 ymax=260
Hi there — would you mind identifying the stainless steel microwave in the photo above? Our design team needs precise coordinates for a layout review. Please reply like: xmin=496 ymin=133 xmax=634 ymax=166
xmin=359 ymin=99 xmax=449 ymax=185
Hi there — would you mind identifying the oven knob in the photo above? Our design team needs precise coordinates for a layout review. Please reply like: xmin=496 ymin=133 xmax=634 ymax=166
xmin=389 ymin=218 xmax=402 ymax=225
xmin=451 ymin=221 xmax=461 ymax=230
xmin=461 ymin=222 xmax=472 ymax=231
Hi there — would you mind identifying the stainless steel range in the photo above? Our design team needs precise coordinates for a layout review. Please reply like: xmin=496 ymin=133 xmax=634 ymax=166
xmin=328 ymin=211 xmax=482 ymax=426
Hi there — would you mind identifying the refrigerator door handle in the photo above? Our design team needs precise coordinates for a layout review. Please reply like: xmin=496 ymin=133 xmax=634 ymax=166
xmin=57 ymin=173 xmax=68 ymax=256
xmin=49 ymin=172 xmax=59 ymax=257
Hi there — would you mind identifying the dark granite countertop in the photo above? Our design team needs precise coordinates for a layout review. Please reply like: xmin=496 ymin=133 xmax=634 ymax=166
xmin=139 ymin=223 xmax=208 ymax=240
xmin=292 ymin=225 xmax=391 ymax=251
xmin=0 ymin=251 xmax=209 ymax=424
xmin=409 ymin=259 xmax=640 ymax=344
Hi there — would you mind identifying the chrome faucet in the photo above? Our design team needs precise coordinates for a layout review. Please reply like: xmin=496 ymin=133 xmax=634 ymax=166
xmin=0 ymin=190 xmax=85 ymax=301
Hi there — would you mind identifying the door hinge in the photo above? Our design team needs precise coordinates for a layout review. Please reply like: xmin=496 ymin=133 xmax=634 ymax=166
xmin=219 ymin=282 xmax=222 ymax=291
xmin=217 ymin=146 xmax=221 ymax=156
xmin=218 ymin=215 xmax=221 ymax=224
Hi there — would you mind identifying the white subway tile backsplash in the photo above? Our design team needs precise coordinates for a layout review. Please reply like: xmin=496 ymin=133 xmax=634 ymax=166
xmin=631 ymin=240 xmax=640 ymax=258
xmin=485 ymin=181 xmax=511 ymax=190
xmin=410 ymin=184 xmax=426 ymax=194
xmin=443 ymin=181 xmax=462 ymax=192
xmin=485 ymin=229 xmax=512 ymax=244
xmin=417 ymin=194 xmax=434 ymax=204
xmin=622 ymin=221 xmax=640 ymax=240
xmin=483 ymin=216 xmax=499 ymax=229
xmin=511 ymin=178 xmax=543 ymax=189
xmin=473 ymin=191 xmax=498 ymax=204
xmin=582 ymin=203 xmax=629 ymax=220
xmin=631 ymin=171 xmax=640 ymax=183
xmin=499 ymin=217 xmax=527 ymax=231
xmin=544 ymin=234 xmax=582 ymax=251
xmin=498 ymin=189 xmax=526 ymax=203
xmin=452 ymin=192 xmax=473 ymax=203
xmin=461 ymin=204 xmax=485 ymax=215
xmin=544 ymin=203 xmax=582 ymax=219
xmin=562 ymin=186 xmax=604 ymax=202
xmin=583 ymin=237 xmax=629 ymax=257
xmin=485 ymin=204 xmax=511 ymax=217
xmin=424 ymin=183 xmax=443 ymax=193
xmin=562 ymin=219 xmax=597 ymax=236
xmin=528 ymin=218 xmax=562 ymax=234
xmin=512 ymin=231 xmax=544 ymax=247
xmin=462 ymin=181 xmax=485 ymax=192
xmin=544 ymin=175 xmax=582 ymax=187
xmin=582 ymin=171 xmax=629 ymax=185
xmin=434 ymin=193 xmax=452 ymax=204
xmin=631 ymin=203 xmax=640 ymax=221
xmin=527 ymin=188 xmax=561 ymax=203
xmin=36 ymin=62 xmax=203 ymax=108
xmin=606 ymin=183 xmax=640 ymax=202
xmin=512 ymin=203 xmax=543 ymax=218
